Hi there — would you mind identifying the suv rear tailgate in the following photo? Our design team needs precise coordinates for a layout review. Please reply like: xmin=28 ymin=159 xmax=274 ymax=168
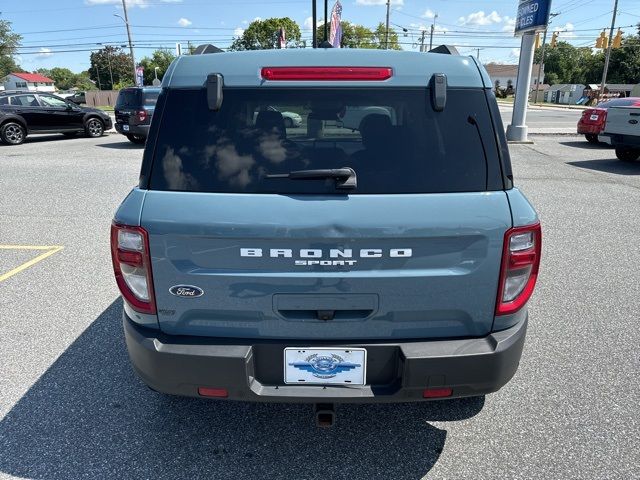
xmin=142 ymin=191 xmax=511 ymax=340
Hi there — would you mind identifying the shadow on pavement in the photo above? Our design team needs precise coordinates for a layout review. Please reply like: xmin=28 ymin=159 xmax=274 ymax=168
xmin=567 ymin=159 xmax=640 ymax=175
xmin=0 ymin=299 xmax=484 ymax=480
xmin=559 ymin=140 xmax=612 ymax=150
xmin=96 ymin=141 xmax=144 ymax=149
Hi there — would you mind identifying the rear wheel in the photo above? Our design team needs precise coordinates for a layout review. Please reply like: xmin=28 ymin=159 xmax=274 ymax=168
xmin=84 ymin=118 xmax=104 ymax=138
xmin=615 ymin=147 xmax=640 ymax=162
xmin=0 ymin=122 xmax=26 ymax=145
xmin=585 ymin=134 xmax=599 ymax=144
xmin=126 ymin=134 xmax=146 ymax=144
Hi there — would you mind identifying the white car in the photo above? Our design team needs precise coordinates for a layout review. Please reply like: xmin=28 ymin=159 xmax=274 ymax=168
xmin=254 ymin=106 xmax=302 ymax=128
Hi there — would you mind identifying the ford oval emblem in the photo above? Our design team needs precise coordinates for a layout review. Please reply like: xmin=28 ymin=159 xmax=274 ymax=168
xmin=169 ymin=285 xmax=204 ymax=298
xmin=629 ymin=119 xmax=638 ymax=125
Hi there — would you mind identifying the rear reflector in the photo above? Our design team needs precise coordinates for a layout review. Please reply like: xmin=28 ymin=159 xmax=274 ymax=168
xmin=261 ymin=66 xmax=393 ymax=81
xmin=423 ymin=388 xmax=453 ymax=398
xmin=198 ymin=387 xmax=229 ymax=398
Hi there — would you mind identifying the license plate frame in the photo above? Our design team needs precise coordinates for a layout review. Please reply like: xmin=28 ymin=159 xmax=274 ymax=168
xmin=284 ymin=347 xmax=367 ymax=385
xmin=122 ymin=125 xmax=130 ymax=132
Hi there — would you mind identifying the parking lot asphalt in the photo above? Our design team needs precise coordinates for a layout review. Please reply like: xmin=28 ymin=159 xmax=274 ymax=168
xmin=0 ymin=133 xmax=638 ymax=479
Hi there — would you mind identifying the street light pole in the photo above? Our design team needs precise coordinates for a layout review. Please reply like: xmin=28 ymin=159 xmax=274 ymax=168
xmin=429 ymin=13 xmax=438 ymax=51
xmin=115 ymin=0 xmax=136 ymax=86
xmin=384 ymin=0 xmax=390 ymax=49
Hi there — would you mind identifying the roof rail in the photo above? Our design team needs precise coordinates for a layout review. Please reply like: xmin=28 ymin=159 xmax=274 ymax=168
xmin=193 ymin=44 xmax=224 ymax=55
xmin=429 ymin=45 xmax=460 ymax=55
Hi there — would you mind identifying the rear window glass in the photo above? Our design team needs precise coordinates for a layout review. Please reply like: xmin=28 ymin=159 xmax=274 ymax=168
xmin=116 ymin=90 xmax=140 ymax=108
xmin=149 ymin=88 xmax=496 ymax=194
xmin=143 ymin=90 xmax=159 ymax=106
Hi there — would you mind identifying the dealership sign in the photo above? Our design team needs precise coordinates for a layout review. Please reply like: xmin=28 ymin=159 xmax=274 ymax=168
xmin=515 ymin=0 xmax=552 ymax=35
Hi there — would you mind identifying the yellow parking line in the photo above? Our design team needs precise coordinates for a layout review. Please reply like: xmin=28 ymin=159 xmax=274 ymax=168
xmin=0 ymin=246 xmax=64 ymax=282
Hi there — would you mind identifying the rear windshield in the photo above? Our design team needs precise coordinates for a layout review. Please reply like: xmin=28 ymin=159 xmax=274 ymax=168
xmin=143 ymin=90 xmax=159 ymax=106
xmin=116 ymin=90 xmax=140 ymax=108
xmin=148 ymin=87 xmax=497 ymax=194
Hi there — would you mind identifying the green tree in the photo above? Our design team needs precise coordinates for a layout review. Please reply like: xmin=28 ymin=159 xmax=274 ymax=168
xmin=138 ymin=49 xmax=176 ymax=85
xmin=0 ymin=20 xmax=23 ymax=78
xmin=315 ymin=21 xmax=400 ymax=49
xmin=89 ymin=46 xmax=133 ymax=90
xmin=229 ymin=17 xmax=301 ymax=50
xmin=36 ymin=67 xmax=75 ymax=90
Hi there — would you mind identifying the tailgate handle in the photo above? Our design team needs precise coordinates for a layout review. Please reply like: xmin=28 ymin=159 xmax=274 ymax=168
xmin=273 ymin=294 xmax=379 ymax=321
xmin=277 ymin=309 xmax=374 ymax=321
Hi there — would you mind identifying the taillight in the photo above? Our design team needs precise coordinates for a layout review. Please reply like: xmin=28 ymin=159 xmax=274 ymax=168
xmin=261 ymin=66 xmax=393 ymax=81
xmin=136 ymin=110 xmax=148 ymax=122
xmin=110 ymin=223 xmax=156 ymax=314
xmin=495 ymin=223 xmax=542 ymax=316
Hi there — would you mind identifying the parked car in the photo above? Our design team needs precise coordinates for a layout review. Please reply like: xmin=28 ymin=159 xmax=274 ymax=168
xmin=577 ymin=97 xmax=640 ymax=144
xmin=253 ymin=106 xmax=302 ymax=128
xmin=602 ymin=104 xmax=640 ymax=161
xmin=114 ymin=87 xmax=160 ymax=144
xmin=111 ymin=49 xmax=540 ymax=425
xmin=0 ymin=92 xmax=112 ymax=145
xmin=65 ymin=91 xmax=86 ymax=105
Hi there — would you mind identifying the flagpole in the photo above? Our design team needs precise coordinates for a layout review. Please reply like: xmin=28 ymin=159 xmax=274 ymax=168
xmin=324 ymin=0 xmax=329 ymax=42
xmin=312 ymin=0 xmax=317 ymax=48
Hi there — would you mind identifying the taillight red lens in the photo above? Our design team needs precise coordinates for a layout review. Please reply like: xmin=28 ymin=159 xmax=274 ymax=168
xmin=496 ymin=223 xmax=542 ymax=316
xmin=261 ymin=66 xmax=393 ymax=81
xmin=198 ymin=387 xmax=229 ymax=398
xmin=423 ymin=388 xmax=453 ymax=398
xmin=137 ymin=110 xmax=148 ymax=122
xmin=110 ymin=223 xmax=156 ymax=314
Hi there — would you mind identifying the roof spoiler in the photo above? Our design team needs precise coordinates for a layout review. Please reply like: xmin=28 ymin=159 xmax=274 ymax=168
xmin=206 ymin=74 xmax=223 ymax=110
xmin=429 ymin=45 xmax=460 ymax=55
xmin=193 ymin=44 xmax=224 ymax=55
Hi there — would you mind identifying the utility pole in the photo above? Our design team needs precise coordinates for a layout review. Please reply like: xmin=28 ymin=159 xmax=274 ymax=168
xmin=476 ymin=48 xmax=480 ymax=60
xmin=95 ymin=62 xmax=102 ymax=90
xmin=419 ymin=30 xmax=426 ymax=52
xmin=598 ymin=0 xmax=619 ymax=102
xmin=120 ymin=0 xmax=136 ymax=85
xmin=384 ymin=0 xmax=390 ymax=49
xmin=429 ymin=13 xmax=438 ymax=51
xmin=106 ymin=48 xmax=114 ymax=89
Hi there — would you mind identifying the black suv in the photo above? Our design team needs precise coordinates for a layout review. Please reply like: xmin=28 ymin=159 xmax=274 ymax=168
xmin=0 ymin=91 xmax=112 ymax=145
xmin=114 ymin=87 xmax=160 ymax=144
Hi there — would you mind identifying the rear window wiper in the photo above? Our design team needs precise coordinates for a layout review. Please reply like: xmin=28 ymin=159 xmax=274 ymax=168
xmin=265 ymin=167 xmax=357 ymax=189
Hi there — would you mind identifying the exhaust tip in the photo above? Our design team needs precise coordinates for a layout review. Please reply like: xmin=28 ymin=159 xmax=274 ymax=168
xmin=314 ymin=403 xmax=336 ymax=428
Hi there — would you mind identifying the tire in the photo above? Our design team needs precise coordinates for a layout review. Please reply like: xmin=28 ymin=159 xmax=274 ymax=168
xmin=126 ymin=134 xmax=146 ymax=145
xmin=284 ymin=117 xmax=293 ymax=128
xmin=615 ymin=147 xmax=640 ymax=162
xmin=585 ymin=134 xmax=599 ymax=144
xmin=63 ymin=132 xmax=78 ymax=138
xmin=0 ymin=122 xmax=26 ymax=145
xmin=84 ymin=117 xmax=104 ymax=138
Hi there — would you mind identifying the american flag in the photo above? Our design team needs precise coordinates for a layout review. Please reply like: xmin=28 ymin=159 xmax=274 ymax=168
xmin=329 ymin=1 xmax=343 ymax=48
xmin=278 ymin=27 xmax=286 ymax=49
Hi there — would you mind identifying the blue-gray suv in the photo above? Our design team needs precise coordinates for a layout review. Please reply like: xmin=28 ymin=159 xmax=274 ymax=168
xmin=111 ymin=49 xmax=541 ymax=419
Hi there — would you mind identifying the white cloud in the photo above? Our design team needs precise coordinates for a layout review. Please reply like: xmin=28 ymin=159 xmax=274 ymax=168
xmin=502 ymin=16 xmax=516 ymax=32
xmin=459 ymin=10 xmax=502 ymax=26
xmin=241 ymin=20 xmax=248 ymax=25
xmin=233 ymin=27 xmax=245 ymax=37
xmin=509 ymin=48 xmax=520 ymax=59
xmin=177 ymin=17 xmax=192 ymax=27
xmin=303 ymin=16 xmax=325 ymax=29
xmin=355 ymin=0 xmax=403 ymax=5
xmin=85 ymin=0 xmax=181 ymax=8
xmin=35 ymin=48 xmax=53 ymax=59
xmin=253 ymin=16 xmax=262 ymax=21
xmin=422 ymin=9 xmax=436 ymax=19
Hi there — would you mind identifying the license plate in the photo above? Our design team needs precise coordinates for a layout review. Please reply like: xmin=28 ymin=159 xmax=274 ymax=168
xmin=123 ymin=125 xmax=130 ymax=131
xmin=590 ymin=114 xmax=599 ymax=121
xmin=284 ymin=348 xmax=366 ymax=385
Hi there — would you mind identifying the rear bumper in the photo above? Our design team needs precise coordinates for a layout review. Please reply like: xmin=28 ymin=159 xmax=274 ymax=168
xmin=604 ymin=133 xmax=640 ymax=148
xmin=115 ymin=123 xmax=150 ymax=137
xmin=124 ymin=314 xmax=527 ymax=403
xmin=577 ymin=123 xmax=602 ymax=135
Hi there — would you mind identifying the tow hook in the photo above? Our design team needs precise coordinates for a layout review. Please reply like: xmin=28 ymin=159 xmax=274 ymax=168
xmin=314 ymin=403 xmax=336 ymax=428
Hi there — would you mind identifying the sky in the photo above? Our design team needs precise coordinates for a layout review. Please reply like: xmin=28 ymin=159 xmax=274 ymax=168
xmin=4 ymin=0 xmax=640 ymax=74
